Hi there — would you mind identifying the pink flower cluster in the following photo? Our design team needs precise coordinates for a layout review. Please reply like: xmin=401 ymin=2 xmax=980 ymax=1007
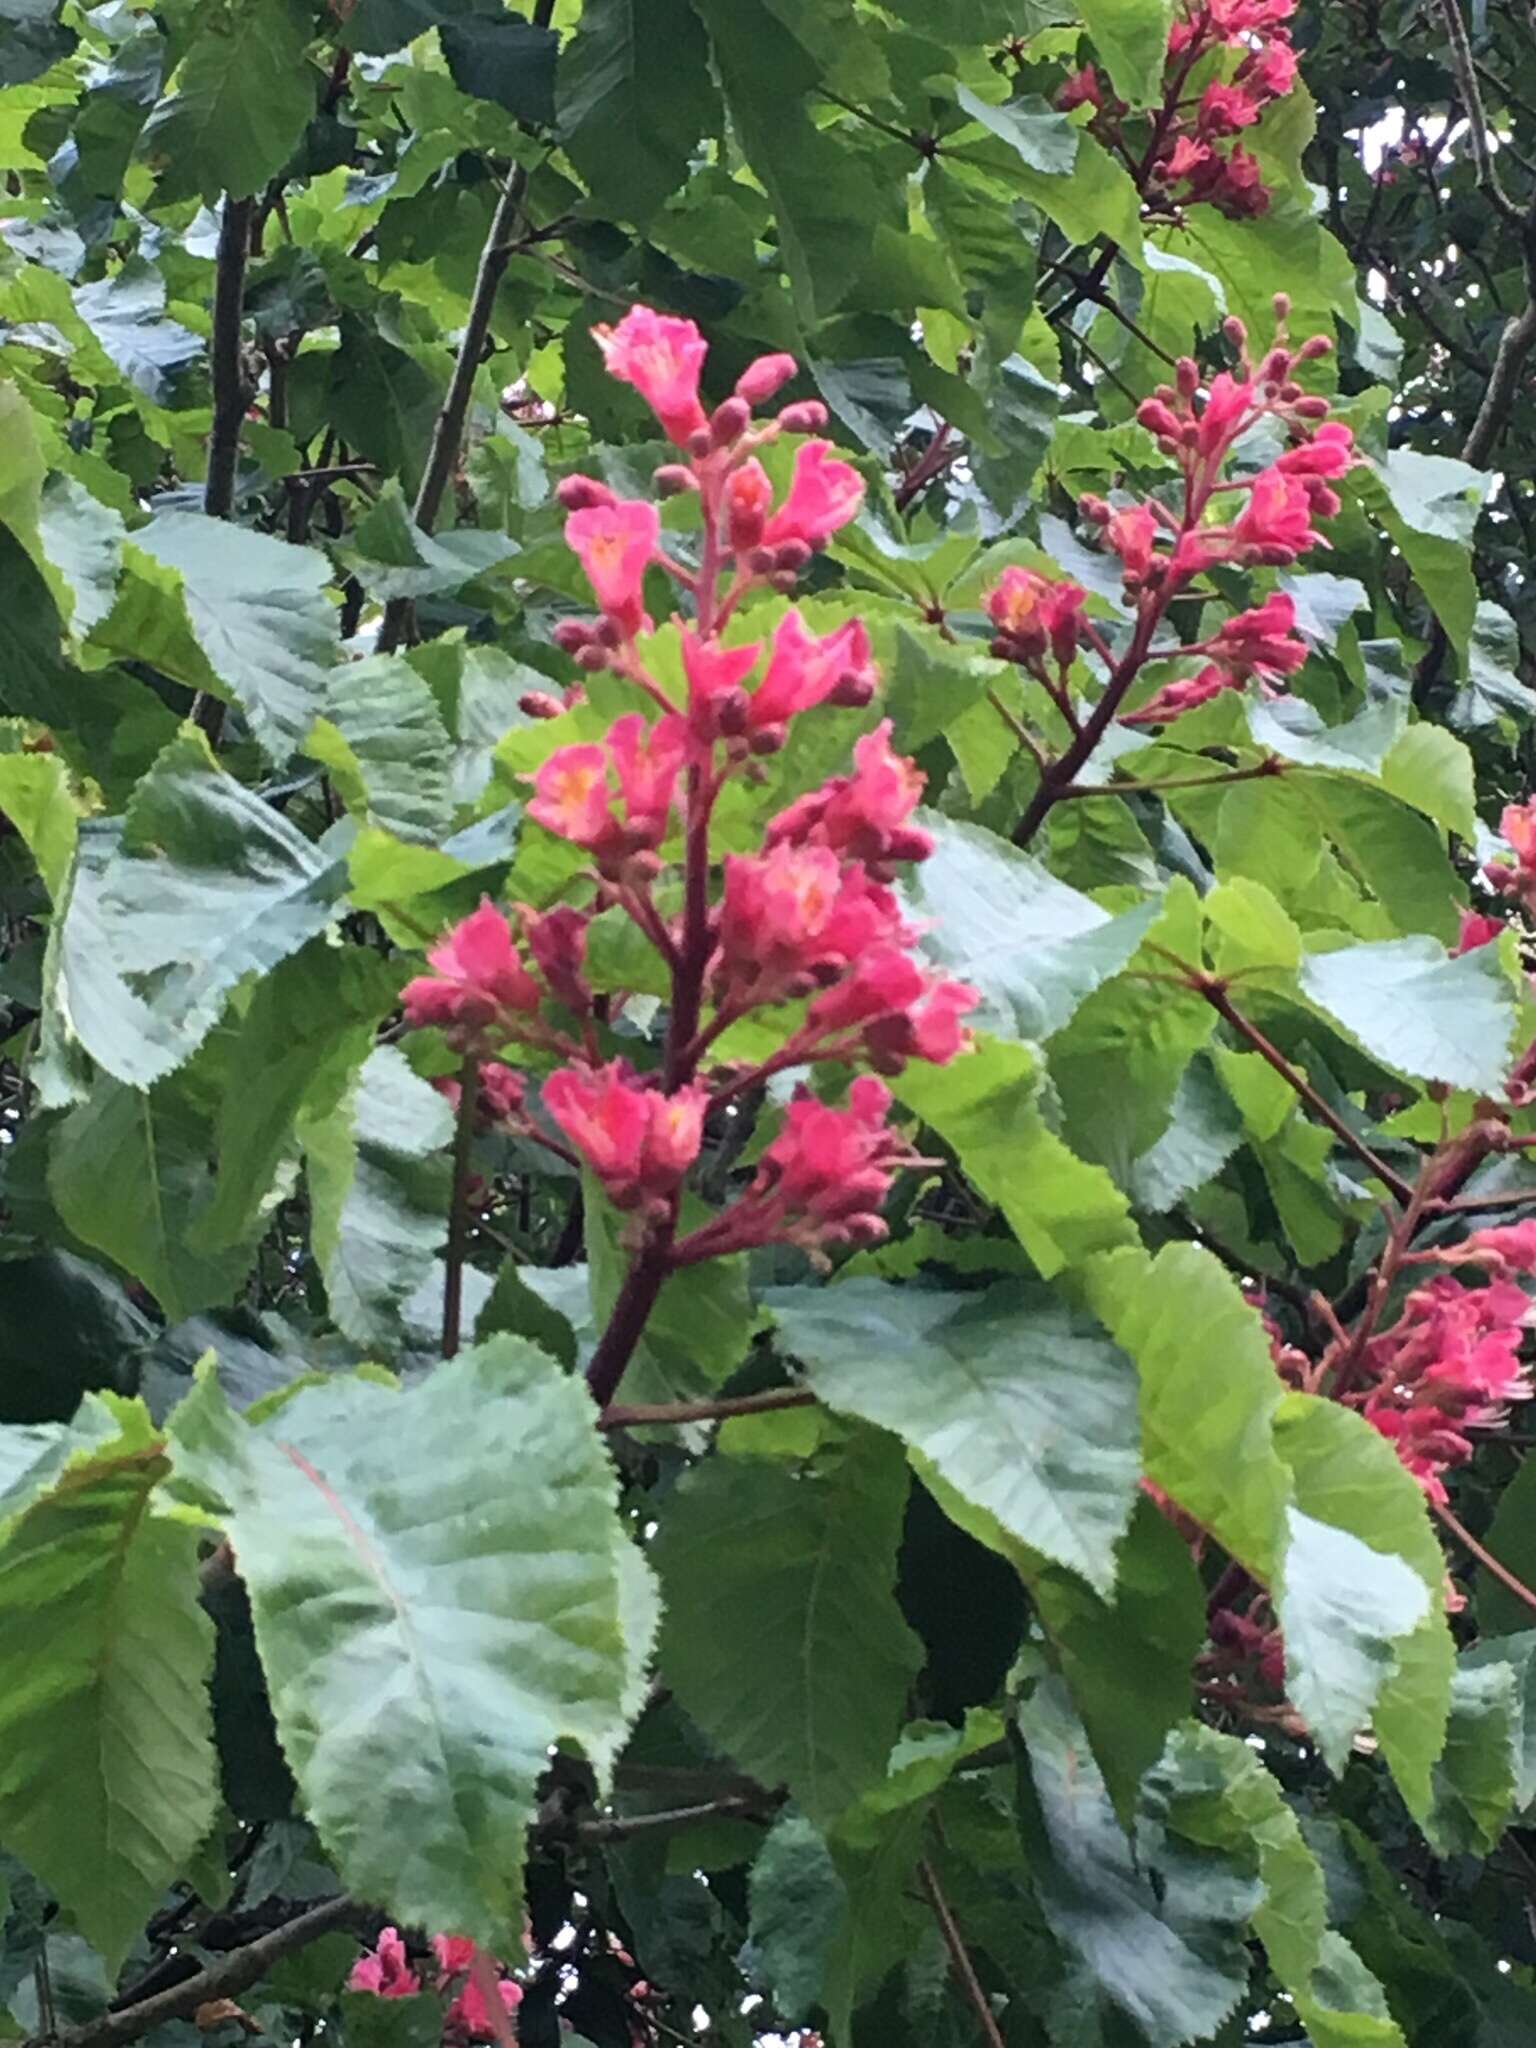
xmin=985 ymin=310 xmax=1352 ymax=731
xmin=1062 ymin=0 xmax=1300 ymax=220
xmin=349 ymin=1930 xmax=521 ymax=2042
xmin=1482 ymin=802 xmax=1536 ymax=915
xmin=400 ymin=307 xmax=976 ymax=1250
xmin=1357 ymin=1224 xmax=1536 ymax=1504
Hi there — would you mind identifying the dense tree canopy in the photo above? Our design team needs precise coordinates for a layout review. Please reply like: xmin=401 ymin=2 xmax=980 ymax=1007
xmin=8 ymin=1 xmax=1536 ymax=2045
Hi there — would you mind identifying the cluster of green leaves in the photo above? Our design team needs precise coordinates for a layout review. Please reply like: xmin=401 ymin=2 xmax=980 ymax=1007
xmin=5 ymin=0 xmax=1536 ymax=2046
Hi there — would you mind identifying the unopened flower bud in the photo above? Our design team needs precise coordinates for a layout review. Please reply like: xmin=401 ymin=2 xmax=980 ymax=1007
xmin=1279 ymin=381 xmax=1302 ymax=403
xmin=519 ymin=689 xmax=566 ymax=719
xmin=769 ymin=568 xmax=801 ymax=592
xmin=1138 ymin=398 xmax=1182 ymax=438
xmin=1260 ymin=346 xmax=1291 ymax=382
xmin=777 ymin=400 xmax=830 ymax=433
xmin=575 ymin=643 xmax=610 ymax=671
xmin=654 ymin=463 xmax=697 ymax=497
xmin=749 ymin=722 xmax=787 ymax=755
xmin=735 ymin=352 xmax=798 ymax=406
xmin=828 ymin=669 xmax=877 ymax=708
xmin=1222 ymin=315 xmax=1248 ymax=351
xmin=745 ymin=546 xmax=776 ymax=574
xmin=552 ymin=618 xmax=593 ymax=654
xmin=774 ymin=539 xmax=812 ymax=572
xmin=687 ymin=426 xmax=713 ymax=458
xmin=1272 ymin=291 xmax=1291 ymax=323
xmin=714 ymin=687 xmax=750 ymax=737
xmin=1079 ymin=493 xmax=1112 ymax=524
xmin=557 ymin=474 xmax=617 ymax=513
xmin=592 ymin=616 xmax=622 ymax=650
xmin=710 ymin=395 xmax=752 ymax=446
xmin=1297 ymin=333 xmax=1333 ymax=360
xmin=1176 ymin=356 xmax=1200 ymax=395
xmin=1294 ymin=394 xmax=1331 ymax=418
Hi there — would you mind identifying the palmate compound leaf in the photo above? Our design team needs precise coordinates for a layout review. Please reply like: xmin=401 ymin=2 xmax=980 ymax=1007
xmin=0 ymin=1395 xmax=216 ymax=1971
xmin=652 ymin=1425 xmax=922 ymax=1828
xmin=767 ymin=1277 xmax=1141 ymax=1596
xmin=166 ymin=1338 xmax=651 ymax=1950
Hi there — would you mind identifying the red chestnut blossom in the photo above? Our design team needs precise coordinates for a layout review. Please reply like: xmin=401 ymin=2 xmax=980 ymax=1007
xmin=766 ymin=720 xmax=935 ymax=870
xmin=1120 ymin=664 xmax=1238 ymax=726
xmin=1163 ymin=135 xmax=1212 ymax=182
xmin=735 ymin=352 xmax=798 ymax=406
xmin=1277 ymin=421 xmax=1355 ymax=478
xmin=682 ymin=629 xmax=762 ymax=745
xmin=593 ymin=305 xmax=709 ymax=445
xmin=431 ymin=1938 xmax=523 ymax=2042
xmin=985 ymin=566 xmax=1088 ymax=666
xmin=805 ymin=951 xmax=978 ymax=1068
xmin=1484 ymin=802 xmax=1536 ymax=908
xmin=1454 ymin=909 xmax=1504 ymax=955
xmin=524 ymin=904 xmax=591 ymax=1013
xmin=1057 ymin=64 xmax=1103 ymax=111
xmin=749 ymin=612 xmax=877 ymax=731
xmin=726 ymin=459 xmax=774 ymax=553
xmin=1359 ymin=1273 xmax=1535 ymax=1503
xmin=529 ymin=713 xmax=686 ymax=864
xmin=1106 ymin=503 xmax=1159 ymax=580
xmin=1208 ymin=592 xmax=1308 ymax=676
xmin=1240 ymin=38 xmax=1298 ymax=97
xmin=1207 ymin=0 xmax=1296 ymax=31
xmin=714 ymin=847 xmax=909 ymax=1004
xmin=1192 ymin=370 xmax=1255 ymax=462
xmin=762 ymin=440 xmax=866 ymax=551
xmin=544 ymin=1062 xmax=708 ymax=1209
xmin=1427 ymin=1220 xmax=1536 ymax=1276
xmin=1198 ymin=80 xmax=1262 ymax=134
xmin=350 ymin=1929 xmax=419 ymax=1998
xmin=433 ymin=1061 xmax=527 ymax=1126
xmin=565 ymin=500 xmax=659 ymax=638
xmin=401 ymin=900 xmax=541 ymax=1035
xmin=1233 ymin=469 xmax=1319 ymax=557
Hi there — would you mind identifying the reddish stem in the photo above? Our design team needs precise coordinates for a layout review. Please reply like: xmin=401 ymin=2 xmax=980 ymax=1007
xmin=1436 ymin=1500 xmax=1536 ymax=1618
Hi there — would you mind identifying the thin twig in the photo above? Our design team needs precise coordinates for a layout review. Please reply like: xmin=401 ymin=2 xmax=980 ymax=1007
xmin=918 ymin=1858 xmax=1007 ymax=2048
xmin=1059 ymin=757 xmax=1289 ymax=798
xmin=191 ymin=193 xmax=256 ymax=740
xmin=1199 ymin=982 xmax=1415 ymax=1205
xmin=377 ymin=0 xmax=555 ymax=654
xmin=1436 ymin=1500 xmax=1536 ymax=1617
xmin=599 ymin=1386 xmax=819 ymax=1432
xmin=41 ymin=1898 xmax=358 ymax=2048
xmin=576 ymin=1795 xmax=776 ymax=1844
xmin=1437 ymin=0 xmax=1519 ymax=221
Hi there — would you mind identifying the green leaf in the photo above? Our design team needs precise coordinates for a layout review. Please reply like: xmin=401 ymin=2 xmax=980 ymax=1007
xmin=768 ymin=1276 xmax=1141 ymax=1595
xmin=140 ymin=0 xmax=316 ymax=201
xmin=1379 ymin=723 xmax=1476 ymax=840
xmin=0 ymin=751 xmax=76 ymax=899
xmin=897 ymin=1038 xmax=1138 ymax=1279
xmin=1076 ymin=0 xmax=1175 ymax=105
xmin=440 ymin=15 xmax=557 ymax=121
xmin=301 ymin=1045 xmax=453 ymax=1355
xmin=1357 ymin=452 xmax=1492 ymax=665
xmin=558 ymin=0 xmax=715 ymax=223
xmin=1084 ymin=1243 xmax=1290 ymax=1578
xmin=1015 ymin=1678 xmax=1253 ymax=2048
xmin=954 ymin=84 xmax=1077 ymax=176
xmin=0 ymin=1403 xmax=216 ymax=1970
xmin=1271 ymin=1394 xmax=1452 ymax=1817
xmin=70 ymin=262 xmax=201 ymax=404
xmin=49 ymin=1071 xmax=264 ymax=1319
xmin=342 ymin=480 xmax=516 ymax=602
xmin=1299 ymin=937 xmax=1516 ymax=1093
xmin=654 ymin=1428 xmax=922 ymax=1826
xmin=746 ymin=1810 xmax=846 ymax=2024
xmin=1478 ymin=1451 xmax=1536 ymax=1635
xmin=0 ymin=0 xmax=76 ymax=85
xmin=133 ymin=516 xmax=338 ymax=765
xmin=1128 ymin=1054 xmax=1246 ymax=1211
xmin=328 ymin=317 xmax=441 ymax=501
xmin=305 ymin=656 xmax=454 ymax=844
xmin=585 ymin=1181 xmax=756 ymax=1405
xmin=903 ymin=814 xmax=1159 ymax=1043
xmin=689 ymin=0 xmax=887 ymax=322
xmin=168 ymin=1338 xmax=637 ymax=1948
xmin=1428 ymin=1655 xmax=1522 ymax=1856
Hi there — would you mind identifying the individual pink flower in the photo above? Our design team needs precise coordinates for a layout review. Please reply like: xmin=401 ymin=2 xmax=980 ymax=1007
xmin=1199 ymin=80 xmax=1262 ymax=134
xmin=762 ymin=440 xmax=865 ymax=551
xmin=1057 ymin=64 xmax=1102 ymax=111
xmin=1209 ymin=592 xmax=1308 ymax=676
xmin=766 ymin=721 xmax=934 ymax=869
xmin=714 ymin=847 xmax=909 ymax=1003
xmin=565 ymin=500 xmax=659 ymax=639
xmin=1120 ymin=664 xmax=1239 ymax=726
xmin=805 ymin=951 xmax=976 ymax=1068
xmin=752 ymin=1077 xmax=910 ymax=1242
xmin=1277 ymin=422 xmax=1355 ymax=478
xmin=1453 ymin=909 xmax=1503 ymax=955
xmin=726 ymin=460 xmax=774 ymax=553
xmin=350 ymin=1929 xmax=421 ymax=1998
xmin=1163 ymin=135 xmax=1213 ymax=182
xmin=681 ymin=628 xmax=762 ymax=744
xmin=1195 ymin=371 xmax=1255 ymax=462
xmin=433 ymin=1062 xmax=527 ymax=1126
xmin=985 ymin=566 xmax=1088 ymax=666
xmin=748 ymin=612 xmax=877 ymax=731
xmin=401 ymin=900 xmax=542 ymax=1035
xmin=1105 ymin=503 xmax=1159 ymax=580
xmin=1209 ymin=0 xmax=1297 ymax=35
xmin=1430 ymin=1221 xmax=1536 ymax=1276
xmin=431 ymin=1937 xmax=523 ymax=2042
xmin=525 ymin=904 xmax=591 ymax=1013
xmin=1240 ymin=37 xmax=1299 ymax=98
xmin=1208 ymin=145 xmax=1270 ymax=217
xmin=593 ymin=305 xmax=709 ymax=444
xmin=544 ymin=1061 xmax=707 ymax=1209
xmin=1233 ymin=469 xmax=1319 ymax=557
xmin=528 ymin=715 xmax=686 ymax=863
xmin=735 ymin=352 xmax=798 ymax=407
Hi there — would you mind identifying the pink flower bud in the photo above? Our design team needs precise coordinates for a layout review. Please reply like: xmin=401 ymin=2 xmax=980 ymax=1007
xmin=519 ymin=690 xmax=567 ymax=719
xmin=654 ymin=463 xmax=697 ymax=497
xmin=735 ymin=352 xmax=798 ymax=406
xmin=710 ymin=395 xmax=752 ymax=446
xmin=556 ymin=474 xmax=617 ymax=512
xmin=777 ymin=399 xmax=830 ymax=433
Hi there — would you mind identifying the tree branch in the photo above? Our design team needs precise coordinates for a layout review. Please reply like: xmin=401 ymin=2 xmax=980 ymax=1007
xmin=1437 ymin=0 xmax=1519 ymax=221
xmin=918 ymin=1858 xmax=1007 ymax=2048
xmin=41 ymin=1897 xmax=359 ymax=2048
xmin=1436 ymin=1499 xmax=1536 ymax=1617
xmin=442 ymin=1053 xmax=480 ymax=1360
xmin=598 ymin=1386 xmax=819 ymax=1431
xmin=191 ymin=193 xmax=256 ymax=740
